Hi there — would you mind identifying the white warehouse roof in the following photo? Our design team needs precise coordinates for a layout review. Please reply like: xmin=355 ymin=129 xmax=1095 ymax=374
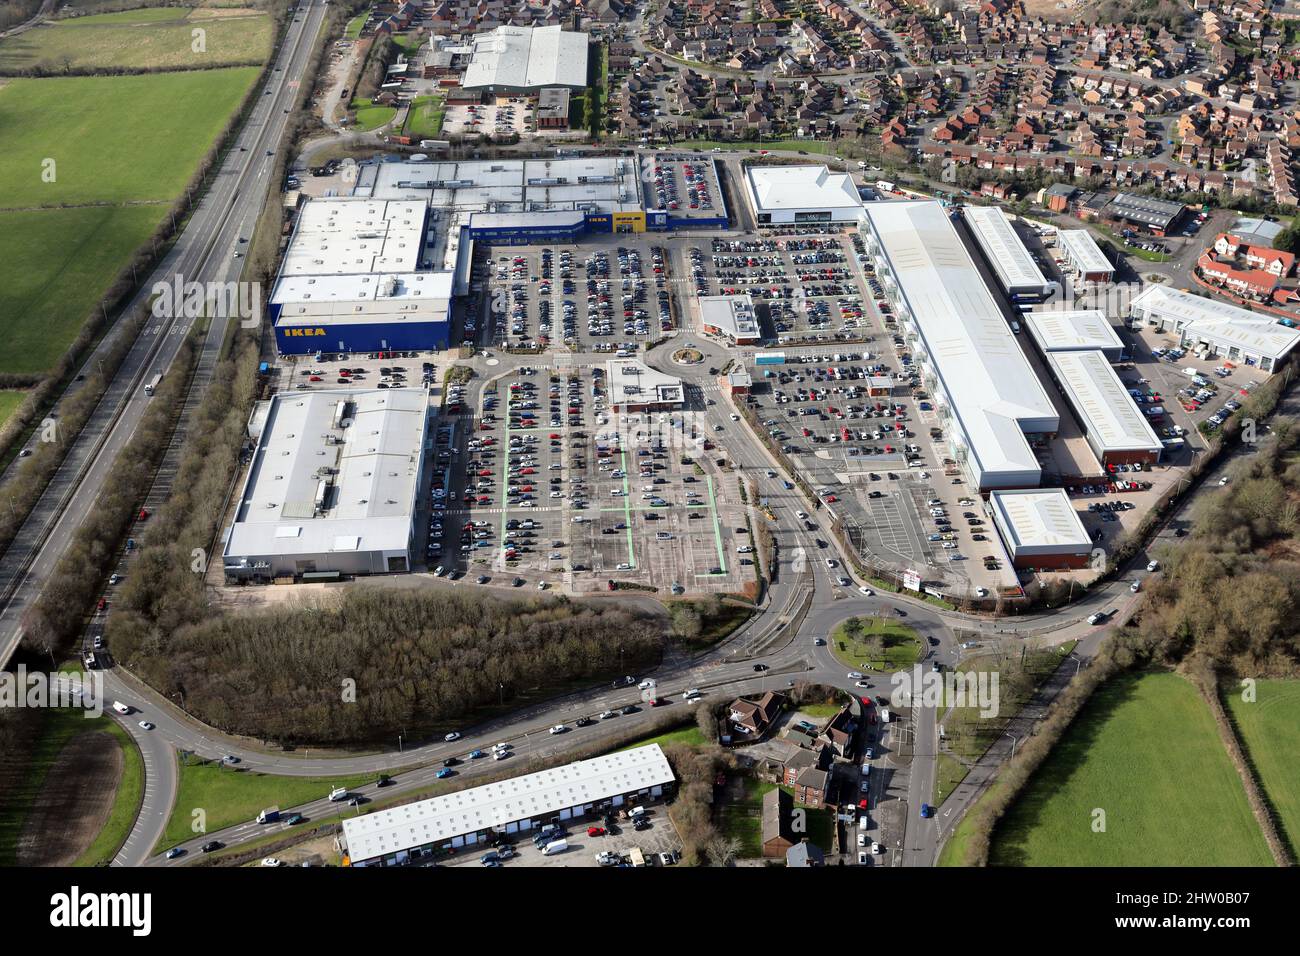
xmin=342 ymin=744 xmax=675 ymax=864
xmin=461 ymin=25 xmax=589 ymax=90
xmin=271 ymin=272 xmax=453 ymax=323
xmin=963 ymin=204 xmax=1053 ymax=295
xmin=860 ymin=200 xmax=1058 ymax=484
xmin=1046 ymin=350 xmax=1162 ymax=455
xmin=1130 ymin=285 xmax=1300 ymax=362
xmin=745 ymin=165 xmax=865 ymax=213
xmin=224 ymin=388 xmax=427 ymax=565
xmin=1025 ymin=309 xmax=1124 ymax=356
xmin=1057 ymin=229 xmax=1112 ymax=275
xmin=989 ymin=488 xmax=1091 ymax=556
xmin=280 ymin=199 xmax=428 ymax=276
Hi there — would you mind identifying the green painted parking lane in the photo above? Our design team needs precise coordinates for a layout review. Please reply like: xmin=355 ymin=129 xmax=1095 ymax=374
xmin=705 ymin=473 xmax=727 ymax=574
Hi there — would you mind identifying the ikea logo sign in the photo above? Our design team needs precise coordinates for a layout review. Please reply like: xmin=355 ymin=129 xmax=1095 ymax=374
xmin=284 ymin=328 xmax=327 ymax=337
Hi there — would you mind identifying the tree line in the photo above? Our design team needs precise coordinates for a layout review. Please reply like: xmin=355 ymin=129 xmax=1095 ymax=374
xmin=108 ymin=588 xmax=666 ymax=745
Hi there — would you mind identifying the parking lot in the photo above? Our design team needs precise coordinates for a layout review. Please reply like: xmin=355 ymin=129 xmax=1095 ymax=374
xmin=441 ymin=802 xmax=682 ymax=869
xmin=441 ymin=100 xmax=533 ymax=138
xmin=687 ymin=230 xmax=873 ymax=346
xmin=472 ymin=241 xmax=679 ymax=353
xmin=424 ymin=362 xmax=750 ymax=595
xmin=736 ymin=348 xmax=1016 ymax=595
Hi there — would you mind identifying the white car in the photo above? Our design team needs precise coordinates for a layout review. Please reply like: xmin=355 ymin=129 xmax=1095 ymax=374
xmin=858 ymin=850 xmax=869 ymax=865
xmin=1146 ymin=560 xmax=1160 ymax=572
xmin=261 ymin=857 xmax=282 ymax=867
xmin=138 ymin=720 xmax=154 ymax=731
xmin=825 ymin=559 xmax=838 ymax=568
xmin=1218 ymin=475 xmax=1230 ymax=486
xmin=847 ymin=671 xmax=864 ymax=680
xmin=1130 ymin=580 xmax=1141 ymax=593
xmin=444 ymin=731 xmax=460 ymax=742
xmin=796 ymin=511 xmax=808 ymax=520
xmin=729 ymin=413 xmax=739 ymax=421
xmin=433 ymin=566 xmax=446 ymax=577
xmin=857 ymin=831 xmax=866 ymax=847
xmin=858 ymin=586 xmax=873 ymax=595
xmin=549 ymin=724 xmax=567 ymax=735
xmin=871 ymin=842 xmax=882 ymax=855
xmin=855 ymin=680 xmax=870 ymax=688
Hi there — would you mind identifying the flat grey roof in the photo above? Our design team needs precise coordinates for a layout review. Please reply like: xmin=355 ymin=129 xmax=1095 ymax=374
xmin=1057 ymin=229 xmax=1112 ymax=275
xmin=342 ymin=744 xmax=675 ymax=863
xmin=461 ymin=25 xmax=589 ymax=90
xmin=224 ymin=388 xmax=427 ymax=564
xmin=860 ymin=200 xmax=1058 ymax=481
xmin=963 ymin=204 xmax=1053 ymax=294
xmin=1046 ymin=350 xmax=1163 ymax=454
xmin=1024 ymin=309 xmax=1124 ymax=354
xmin=745 ymin=165 xmax=864 ymax=212
xmin=1130 ymin=285 xmax=1300 ymax=361
xmin=990 ymin=488 xmax=1091 ymax=554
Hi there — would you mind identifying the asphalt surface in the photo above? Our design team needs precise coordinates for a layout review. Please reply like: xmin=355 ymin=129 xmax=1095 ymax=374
xmin=108 ymin=325 xmax=1257 ymax=868
xmin=0 ymin=0 xmax=329 ymax=668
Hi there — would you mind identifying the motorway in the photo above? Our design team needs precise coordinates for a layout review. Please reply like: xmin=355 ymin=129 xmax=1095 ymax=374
xmin=0 ymin=1 xmax=330 ymax=667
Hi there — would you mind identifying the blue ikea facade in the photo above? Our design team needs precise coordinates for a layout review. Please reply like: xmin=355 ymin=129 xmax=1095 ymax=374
xmin=274 ymin=318 xmax=450 ymax=355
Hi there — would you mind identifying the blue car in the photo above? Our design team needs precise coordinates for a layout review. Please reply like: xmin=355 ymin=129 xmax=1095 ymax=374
xmin=469 ymin=749 xmax=485 ymax=759
xmin=920 ymin=803 xmax=934 ymax=819
xmin=165 ymin=847 xmax=185 ymax=860
xmin=437 ymin=767 xmax=454 ymax=779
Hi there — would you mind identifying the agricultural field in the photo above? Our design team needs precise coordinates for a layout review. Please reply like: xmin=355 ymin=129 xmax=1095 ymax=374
xmin=0 ymin=70 xmax=259 ymax=207
xmin=1225 ymin=679 xmax=1300 ymax=858
xmin=0 ymin=7 xmax=273 ymax=73
xmin=0 ymin=206 xmax=164 ymax=376
xmin=0 ymin=390 xmax=25 ymax=426
xmin=990 ymin=671 xmax=1273 ymax=867
xmin=0 ymin=68 xmax=259 ymax=374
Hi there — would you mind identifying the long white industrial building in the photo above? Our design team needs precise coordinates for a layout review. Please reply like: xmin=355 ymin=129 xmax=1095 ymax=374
xmin=1130 ymin=285 xmax=1300 ymax=374
xmin=963 ymin=205 xmax=1058 ymax=301
xmin=223 ymin=388 xmax=428 ymax=581
xmin=1024 ymin=309 xmax=1125 ymax=362
xmin=342 ymin=744 xmax=676 ymax=867
xmin=988 ymin=488 xmax=1093 ymax=570
xmin=859 ymin=200 xmax=1059 ymax=490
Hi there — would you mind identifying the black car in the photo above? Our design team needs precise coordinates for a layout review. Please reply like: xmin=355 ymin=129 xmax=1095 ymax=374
xmin=752 ymin=663 xmax=768 ymax=671
xmin=575 ymin=716 xmax=593 ymax=727
xmin=201 ymin=841 xmax=223 ymax=853
xmin=927 ymin=636 xmax=939 ymax=646
xmin=621 ymin=704 xmax=639 ymax=715
xmin=443 ymin=757 xmax=460 ymax=768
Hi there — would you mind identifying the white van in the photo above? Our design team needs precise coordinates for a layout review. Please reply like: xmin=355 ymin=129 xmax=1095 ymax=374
xmin=328 ymin=787 xmax=349 ymax=802
xmin=111 ymin=701 xmax=131 ymax=715
xmin=542 ymin=839 xmax=568 ymax=856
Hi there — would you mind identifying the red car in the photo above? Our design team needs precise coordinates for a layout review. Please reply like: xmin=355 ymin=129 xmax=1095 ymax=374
xmin=309 ymin=376 xmax=322 ymax=382
xmin=587 ymin=826 xmax=606 ymax=837
xmin=138 ymin=508 xmax=149 ymax=521
xmin=97 ymin=597 xmax=107 ymax=612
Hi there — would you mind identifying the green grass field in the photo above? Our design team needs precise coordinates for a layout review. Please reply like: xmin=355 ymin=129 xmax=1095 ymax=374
xmin=0 ymin=8 xmax=272 ymax=73
xmin=0 ymin=205 xmax=164 ymax=375
xmin=73 ymin=718 xmax=144 ymax=866
xmin=830 ymin=616 xmax=921 ymax=671
xmin=717 ymin=778 xmax=834 ymax=859
xmin=0 ymin=389 xmax=26 ymax=426
xmin=157 ymin=757 xmax=381 ymax=852
xmin=1225 ymin=679 xmax=1300 ymax=858
xmin=616 ymin=723 xmax=707 ymax=752
xmin=344 ymin=10 xmax=368 ymax=39
xmin=0 ymin=70 xmax=260 ymax=207
xmin=0 ymin=68 xmax=259 ymax=374
xmin=348 ymin=97 xmax=396 ymax=132
xmin=990 ymin=672 xmax=1273 ymax=866
xmin=402 ymin=94 xmax=444 ymax=140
